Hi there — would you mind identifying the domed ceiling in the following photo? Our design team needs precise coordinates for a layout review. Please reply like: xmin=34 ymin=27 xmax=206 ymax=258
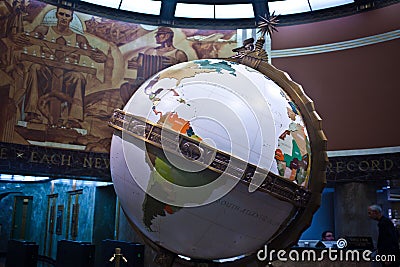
xmin=41 ymin=0 xmax=399 ymax=28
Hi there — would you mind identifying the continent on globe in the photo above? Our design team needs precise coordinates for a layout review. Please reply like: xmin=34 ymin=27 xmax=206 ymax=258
xmin=158 ymin=112 xmax=202 ymax=141
xmin=271 ymin=93 xmax=311 ymax=186
xmin=157 ymin=60 xmax=237 ymax=87
xmin=109 ymin=57 xmax=323 ymax=260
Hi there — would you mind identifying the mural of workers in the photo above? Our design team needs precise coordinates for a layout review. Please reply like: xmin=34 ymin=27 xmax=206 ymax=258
xmin=127 ymin=27 xmax=188 ymax=82
xmin=0 ymin=0 xmax=238 ymax=152
xmin=19 ymin=6 xmax=112 ymax=127
xmin=184 ymin=29 xmax=237 ymax=59
xmin=0 ymin=0 xmax=31 ymax=142
xmin=119 ymin=27 xmax=189 ymax=105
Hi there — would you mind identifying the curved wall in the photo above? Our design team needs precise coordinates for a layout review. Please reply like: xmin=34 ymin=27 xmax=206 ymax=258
xmin=1 ymin=0 xmax=398 ymax=165
xmin=271 ymin=3 xmax=400 ymax=151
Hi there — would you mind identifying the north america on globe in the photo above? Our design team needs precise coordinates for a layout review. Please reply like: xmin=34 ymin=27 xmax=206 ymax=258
xmin=110 ymin=58 xmax=314 ymax=259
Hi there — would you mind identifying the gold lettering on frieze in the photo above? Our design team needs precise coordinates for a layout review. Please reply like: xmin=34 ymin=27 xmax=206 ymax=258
xmin=61 ymin=155 xmax=72 ymax=166
xmin=346 ymin=161 xmax=357 ymax=172
xmin=83 ymin=156 xmax=109 ymax=169
xmin=95 ymin=158 xmax=102 ymax=169
xmin=358 ymin=161 xmax=369 ymax=172
xmin=83 ymin=157 xmax=93 ymax=168
xmin=0 ymin=148 xmax=8 ymax=159
xmin=335 ymin=161 xmax=345 ymax=173
xmin=370 ymin=160 xmax=380 ymax=171
xmin=39 ymin=154 xmax=51 ymax=164
xmin=384 ymin=159 xmax=393 ymax=171
xmin=103 ymin=158 xmax=110 ymax=169
xmin=29 ymin=151 xmax=40 ymax=163
xmin=28 ymin=152 xmax=71 ymax=166
xmin=50 ymin=154 xmax=60 ymax=165
xmin=328 ymin=158 xmax=395 ymax=173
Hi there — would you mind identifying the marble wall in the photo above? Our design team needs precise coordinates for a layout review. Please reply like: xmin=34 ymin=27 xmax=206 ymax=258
xmin=0 ymin=179 xmax=116 ymax=260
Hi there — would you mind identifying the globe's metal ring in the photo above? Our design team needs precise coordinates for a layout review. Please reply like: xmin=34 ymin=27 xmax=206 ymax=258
xmin=109 ymin=108 xmax=312 ymax=208
xmin=228 ymin=38 xmax=328 ymax=252
xmin=109 ymin=36 xmax=328 ymax=265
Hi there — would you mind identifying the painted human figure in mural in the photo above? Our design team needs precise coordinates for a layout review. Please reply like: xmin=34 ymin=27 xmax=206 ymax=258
xmin=122 ymin=27 xmax=188 ymax=103
xmin=142 ymin=26 xmax=188 ymax=67
xmin=0 ymin=0 xmax=30 ymax=85
xmin=0 ymin=0 xmax=30 ymax=66
xmin=0 ymin=0 xmax=31 ymax=142
xmin=19 ymin=6 xmax=112 ymax=127
xmin=184 ymin=29 xmax=236 ymax=59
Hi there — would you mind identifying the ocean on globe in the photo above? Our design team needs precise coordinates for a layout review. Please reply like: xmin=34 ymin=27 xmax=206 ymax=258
xmin=110 ymin=59 xmax=311 ymax=260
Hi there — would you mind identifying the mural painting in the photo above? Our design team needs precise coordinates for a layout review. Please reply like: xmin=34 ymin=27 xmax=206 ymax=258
xmin=0 ymin=0 xmax=237 ymax=154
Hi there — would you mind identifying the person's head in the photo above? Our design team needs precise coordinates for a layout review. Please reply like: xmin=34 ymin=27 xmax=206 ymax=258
xmin=155 ymin=27 xmax=174 ymax=46
xmin=368 ymin=204 xmax=383 ymax=221
xmin=13 ymin=0 xmax=29 ymax=11
xmin=56 ymin=7 xmax=73 ymax=28
xmin=322 ymin=231 xmax=335 ymax=241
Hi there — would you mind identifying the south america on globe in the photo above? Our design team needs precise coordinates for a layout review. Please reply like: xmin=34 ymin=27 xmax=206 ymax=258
xmin=109 ymin=38 xmax=327 ymax=262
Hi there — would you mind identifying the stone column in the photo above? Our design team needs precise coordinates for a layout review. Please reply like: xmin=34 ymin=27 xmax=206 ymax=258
xmin=334 ymin=182 xmax=378 ymax=247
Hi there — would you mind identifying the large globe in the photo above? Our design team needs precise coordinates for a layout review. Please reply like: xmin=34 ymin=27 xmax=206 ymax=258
xmin=110 ymin=59 xmax=322 ymax=260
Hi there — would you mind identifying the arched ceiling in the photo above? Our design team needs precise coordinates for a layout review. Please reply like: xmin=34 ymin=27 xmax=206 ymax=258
xmin=43 ymin=0 xmax=399 ymax=28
